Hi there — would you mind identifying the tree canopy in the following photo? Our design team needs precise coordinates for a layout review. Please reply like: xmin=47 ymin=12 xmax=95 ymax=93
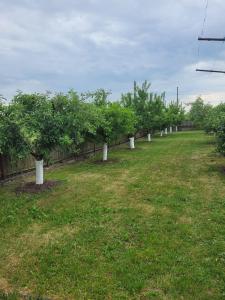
xmin=95 ymin=102 xmax=137 ymax=144
xmin=0 ymin=81 xmax=185 ymax=165
xmin=12 ymin=92 xmax=64 ymax=160
xmin=189 ymin=97 xmax=212 ymax=129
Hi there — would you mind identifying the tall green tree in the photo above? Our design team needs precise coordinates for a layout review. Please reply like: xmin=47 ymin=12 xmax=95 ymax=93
xmin=81 ymin=89 xmax=111 ymax=106
xmin=204 ymin=103 xmax=225 ymax=134
xmin=122 ymin=81 xmax=166 ymax=139
xmin=189 ymin=97 xmax=212 ymax=129
xmin=203 ymin=103 xmax=225 ymax=155
xmin=51 ymin=90 xmax=102 ymax=154
xmin=167 ymin=102 xmax=185 ymax=132
xmin=95 ymin=103 xmax=137 ymax=160
xmin=12 ymin=92 xmax=67 ymax=184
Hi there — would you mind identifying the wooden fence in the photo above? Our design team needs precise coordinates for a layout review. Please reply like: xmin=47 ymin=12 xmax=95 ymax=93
xmin=180 ymin=120 xmax=194 ymax=131
xmin=0 ymin=134 xmax=143 ymax=181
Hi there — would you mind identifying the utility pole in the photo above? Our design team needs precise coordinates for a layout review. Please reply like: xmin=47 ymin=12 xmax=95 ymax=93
xmin=198 ymin=37 xmax=225 ymax=42
xmin=196 ymin=37 xmax=225 ymax=73
xmin=196 ymin=69 xmax=225 ymax=74
xmin=133 ymin=80 xmax=137 ymax=100
xmin=176 ymin=86 xmax=179 ymax=105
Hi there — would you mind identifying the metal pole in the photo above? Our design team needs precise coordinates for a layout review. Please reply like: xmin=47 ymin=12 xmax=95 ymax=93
xmin=196 ymin=69 xmax=225 ymax=74
xmin=198 ymin=37 xmax=225 ymax=42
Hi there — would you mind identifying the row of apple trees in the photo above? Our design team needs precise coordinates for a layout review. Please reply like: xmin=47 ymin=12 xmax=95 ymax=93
xmin=0 ymin=81 xmax=184 ymax=184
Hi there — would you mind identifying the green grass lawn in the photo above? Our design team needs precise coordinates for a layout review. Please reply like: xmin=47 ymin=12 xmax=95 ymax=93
xmin=1 ymin=131 xmax=225 ymax=299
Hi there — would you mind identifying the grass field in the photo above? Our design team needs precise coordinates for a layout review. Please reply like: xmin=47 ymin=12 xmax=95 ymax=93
xmin=1 ymin=131 xmax=225 ymax=299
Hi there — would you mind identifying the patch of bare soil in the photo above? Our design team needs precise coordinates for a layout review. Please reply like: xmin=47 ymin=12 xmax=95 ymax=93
xmin=16 ymin=180 xmax=61 ymax=194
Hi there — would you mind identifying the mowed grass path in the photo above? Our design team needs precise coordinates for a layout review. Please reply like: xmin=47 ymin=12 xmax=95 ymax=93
xmin=1 ymin=131 xmax=225 ymax=299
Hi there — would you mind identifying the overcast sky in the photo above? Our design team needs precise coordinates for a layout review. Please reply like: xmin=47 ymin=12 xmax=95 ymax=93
xmin=1 ymin=0 xmax=225 ymax=105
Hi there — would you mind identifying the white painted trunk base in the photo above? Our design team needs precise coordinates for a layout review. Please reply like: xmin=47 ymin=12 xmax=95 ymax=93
xmin=129 ymin=137 xmax=135 ymax=149
xmin=103 ymin=143 xmax=108 ymax=161
xmin=160 ymin=131 xmax=163 ymax=137
xmin=165 ymin=128 xmax=168 ymax=135
xmin=35 ymin=160 xmax=44 ymax=185
xmin=176 ymin=126 xmax=178 ymax=132
xmin=170 ymin=126 xmax=172 ymax=133
xmin=147 ymin=133 xmax=151 ymax=142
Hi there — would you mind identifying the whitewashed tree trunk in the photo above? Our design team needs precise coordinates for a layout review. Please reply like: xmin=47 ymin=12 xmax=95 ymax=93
xmin=147 ymin=133 xmax=151 ymax=142
xmin=160 ymin=130 xmax=163 ymax=137
xmin=129 ymin=137 xmax=135 ymax=149
xmin=165 ymin=128 xmax=168 ymax=135
xmin=176 ymin=126 xmax=178 ymax=132
xmin=35 ymin=159 xmax=44 ymax=185
xmin=103 ymin=143 xmax=108 ymax=161
xmin=170 ymin=126 xmax=173 ymax=133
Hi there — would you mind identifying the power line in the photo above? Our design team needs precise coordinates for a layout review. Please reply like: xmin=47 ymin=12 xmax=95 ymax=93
xmin=197 ymin=0 xmax=209 ymax=65
xmin=201 ymin=0 xmax=209 ymax=36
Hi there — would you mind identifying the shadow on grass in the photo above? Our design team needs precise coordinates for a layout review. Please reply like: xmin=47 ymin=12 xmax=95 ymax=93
xmin=207 ymin=163 xmax=225 ymax=179
xmin=204 ymin=139 xmax=217 ymax=146
xmin=115 ymin=147 xmax=144 ymax=152
xmin=92 ymin=158 xmax=121 ymax=165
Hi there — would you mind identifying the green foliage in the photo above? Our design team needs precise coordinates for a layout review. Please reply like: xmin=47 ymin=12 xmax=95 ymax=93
xmin=202 ymin=103 xmax=225 ymax=155
xmin=146 ymin=94 xmax=168 ymax=132
xmin=204 ymin=103 xmax=225 ymax=134
xmin=81 ymin=89 xmax=111 ymax=106
xmin=51 ymin=90 xmax=103 ymax=154
xmin=122 ymin=81 xmax=168 ymax=133
xmin=167 ymin=102 xmax=185 ymax=127
xmin=217 ymin=118 xmax=225 ymax=156
xmin=12 ymin=92 xmax=63 ymax=160
xmin=0 ymin=82 xmax=170 ymax=163
xmin=189 ymin=97 xmax=212 ymax=129
xmin=0 ymin=101 xmax=27 ymax=159
xmin=95 ymin=103 xmax=137 ymax=143
xmin=8 ymin=90 xmax=104 ymax=160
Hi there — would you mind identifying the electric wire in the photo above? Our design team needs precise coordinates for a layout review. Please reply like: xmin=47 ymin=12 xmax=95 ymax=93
xmin=201 ymin=0 xmax=209 ymax=36
xmin=197 ymin=0 xmax=209 ymax=68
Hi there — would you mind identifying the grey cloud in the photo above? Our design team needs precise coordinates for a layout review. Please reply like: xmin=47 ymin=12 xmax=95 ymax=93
xmin=0 ymin=0 xmax=225 ymax=104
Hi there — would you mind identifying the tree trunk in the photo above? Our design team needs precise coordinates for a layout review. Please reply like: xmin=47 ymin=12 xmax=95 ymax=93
xmin=165 ymin=128 xmax=168 ymax=135
xmin=103 ymin=143 xmax=108 ymax=161
xmin=170 ymin=126 xmax=173 ymax=133
xmin=0 ymin=154 xmax=5 ymax=180
xmin=147 ymin=133 xmax=151 ymax=142
xmin=35 ymin=159 xmax=44 ymax=185
xmin=160 ymin=130 xmax=163 ymax=137
xmin=176 ymin=126 xmax=178 ymax=132
xmin=129 ymin=137 xmax=135 ymax=149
